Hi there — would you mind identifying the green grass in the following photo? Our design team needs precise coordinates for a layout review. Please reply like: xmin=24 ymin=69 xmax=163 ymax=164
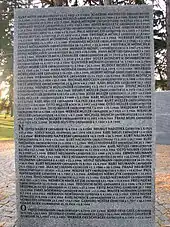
xmin=0 ymin=114 xmax=14 ymax=140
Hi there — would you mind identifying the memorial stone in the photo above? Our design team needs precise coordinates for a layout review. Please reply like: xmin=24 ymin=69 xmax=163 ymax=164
xmin=14 ymin=6 xmax=155 ymax=227
xmin=156 ymin=91 xmax=170 ymax=144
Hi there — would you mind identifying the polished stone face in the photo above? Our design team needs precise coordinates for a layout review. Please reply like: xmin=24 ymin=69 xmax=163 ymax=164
xmin=14 ymin=5 xmax=154 ymax=227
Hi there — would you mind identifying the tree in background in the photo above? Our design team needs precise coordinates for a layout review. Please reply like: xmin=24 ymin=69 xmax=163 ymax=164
xmin=166 ymin=0 xmax=170 ymax=89
xmin=0 ymin=0 xmax=34 ymax=116
xmin=0 ymin=0 xmax=167 ymax=116
xmin=0 ymin=0 xmax=14 ymax=116
xmin=154 ymin=5 xmax=167 ymax=90
xmin=0 ymin=0 xmax=24 ymax=116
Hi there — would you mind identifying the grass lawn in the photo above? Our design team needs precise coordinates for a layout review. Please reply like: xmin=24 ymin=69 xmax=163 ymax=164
xmin=0 ymin=114 xmax=14 ymax=140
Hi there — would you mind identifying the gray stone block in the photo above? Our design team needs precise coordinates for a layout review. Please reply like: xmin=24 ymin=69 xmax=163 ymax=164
xmin=14 ymin=5 xmax=154 ymax=227
xmin=156 ymin=91 xmax=170 ymax=144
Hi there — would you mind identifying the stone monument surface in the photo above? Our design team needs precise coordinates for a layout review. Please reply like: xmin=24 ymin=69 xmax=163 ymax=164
xmin=14 ymin=6 xmax=154 ymax=227
xmin=156 ymin=91 xmax=170 ymax=145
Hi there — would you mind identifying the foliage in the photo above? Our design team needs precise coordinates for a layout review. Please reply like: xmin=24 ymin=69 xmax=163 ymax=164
xmin=153 ymin=8 xmax=167 ymax=90
xmin=0 ymin=0 xmax=28 ymax=116
xmin=40 ymin=0 xmax=145 ymax=6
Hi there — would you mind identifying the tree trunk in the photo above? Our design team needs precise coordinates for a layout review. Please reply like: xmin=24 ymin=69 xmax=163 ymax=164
xmin=167 ymin=0 xmax=170 ymax=89
xmin=9 ymin=77 xmax=13 ymax=117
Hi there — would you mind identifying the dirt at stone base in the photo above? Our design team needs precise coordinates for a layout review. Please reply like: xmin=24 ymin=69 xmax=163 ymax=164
xmin=0 ymin=141 xmax=16 ymax=227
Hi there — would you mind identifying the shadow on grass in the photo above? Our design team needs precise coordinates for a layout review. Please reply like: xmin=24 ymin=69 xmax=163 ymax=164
xmin=0 ymin=123 xmax=14 ymax=128
xmin=0 ymin=123 xmax=14 ymax=140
